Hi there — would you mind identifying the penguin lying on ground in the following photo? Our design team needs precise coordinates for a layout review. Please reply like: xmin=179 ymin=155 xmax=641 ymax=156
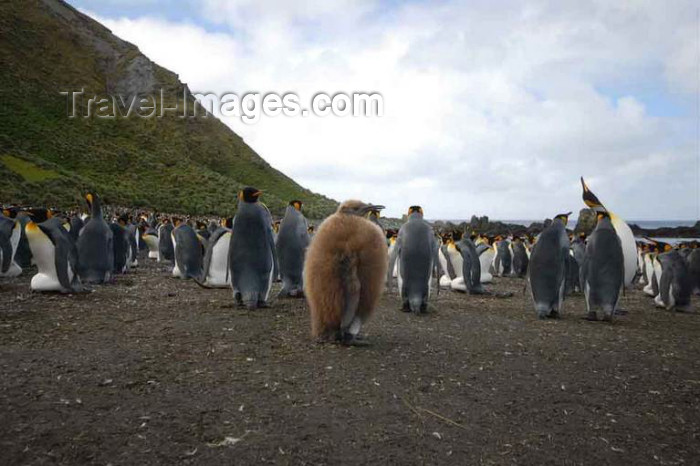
xmin=142 ymin=228 xmax=160 ymax=259
xmin=25 ymin=218 xmax=84 ymax=293
xmin=654 ymin=249 xmax=692 ymax=312
xmin=304 ymin=200 xmax=387 ymax=345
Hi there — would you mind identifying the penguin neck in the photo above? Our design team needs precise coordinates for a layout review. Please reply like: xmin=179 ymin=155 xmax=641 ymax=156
xmin=91 ymin=198 xmax=103 ymax=219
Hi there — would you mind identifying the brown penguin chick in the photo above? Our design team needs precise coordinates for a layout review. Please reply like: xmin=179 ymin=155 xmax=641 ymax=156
xmin=304 ymin=200 xmax=388 ymax=345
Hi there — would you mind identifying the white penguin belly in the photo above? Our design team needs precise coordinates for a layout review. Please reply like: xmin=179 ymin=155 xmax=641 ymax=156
xmin=480 ymin=249 xmax=495 ymax=284
xmin=28 ymin=234 xmax=62 ymax=291
xmin=206 ymin=233 xmax=231 ymax=287
xmin=143 ymin=235 xmax=159 ymax=259
xmin=610 ymin=213 xmax=638 ymax=286
xmin=446 ymin=245 xmax=463 ymax=278
xmin=171 ymin=234 xmax=182 ymax=278
xmin=642 ymin=256 xmax=655 ymax=296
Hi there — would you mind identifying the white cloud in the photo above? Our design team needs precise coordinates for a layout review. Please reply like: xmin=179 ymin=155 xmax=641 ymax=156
xmin=84 ymin=0 xmax=698 ymax=220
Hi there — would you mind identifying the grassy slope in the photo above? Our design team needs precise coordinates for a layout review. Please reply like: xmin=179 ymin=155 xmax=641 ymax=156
xmin=0 ymin=0 xmax=338 ymax=218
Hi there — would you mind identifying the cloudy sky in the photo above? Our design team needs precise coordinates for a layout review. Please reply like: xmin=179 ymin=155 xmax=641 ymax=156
xmin=72 ymin=0 xmax=698 ymax=221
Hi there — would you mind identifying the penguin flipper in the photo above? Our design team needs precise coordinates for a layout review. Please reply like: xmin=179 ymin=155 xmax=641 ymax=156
xmin=53 ymin=233 xmax=76 ymax=292
xmin=0 ymin=234 xmax=12 ymax=274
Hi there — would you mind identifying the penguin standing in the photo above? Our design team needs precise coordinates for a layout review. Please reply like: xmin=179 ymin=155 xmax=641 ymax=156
xmin=77 ymin=193 xmax=113 ymax=284
xmin=304 ymin=200 xmax=387 ymax=345
xmin=125 ymin=222 xmax=139 ymax=268
xmin=157 ymin=220 xmax=175 ymax=263
xmin=642 ymin=246 xmax=659 ymax=297
xmin=492 ymin=237 xmax=512 ymax=277
xmin=581 ymin=177 xmax=637 ymax=287
xmin=109 ymin=221 xmax=129 ymax=274
xmin=25 ymin=219 xmax=83 ymax=292
xmin=688 ymin=247 xmax=700 ymax=295
xmin=69 ymin=215 xmax=84 ymax=244
xmin=172 ymin=222 xmax=203 ymax=279
xmin=510 ymin=237 xmax=529 ymax=278
xmin=276 ymin=200 xmax=310 ymax=297
xmin=229 ymin=188 xmax=278 ymax=309
xmin=580 ymin=212 xmax=625 ymax=321
xmin=199 ymin=226 xmax=232 ymax=287
xmin=476 ymin=236 xmax=495 ymax=284
xmin=0 ymin=214 xmax=22 ymax=277
xmin=528 ymin=213 xmax=571 ymax=319
xmin=388 ymin=206 xmax=438 ymax=313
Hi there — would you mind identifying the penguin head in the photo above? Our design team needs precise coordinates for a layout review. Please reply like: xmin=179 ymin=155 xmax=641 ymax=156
xmin=580 ymin=177 xmax=606 ymax=212
xmin=554 ymin=212 xmax=572 ymax=225
xmin=338 ymin=200 xmax=385 ymax=217
xmin=273 ymin=220 xmax=281 ymax=233
xmin=407 ymin=206 xmax=423 ymax=217
xmin=239 ymin=187 xmax=263 ymax=203
xmin=289 ymin=200 xmax=303 ymax=211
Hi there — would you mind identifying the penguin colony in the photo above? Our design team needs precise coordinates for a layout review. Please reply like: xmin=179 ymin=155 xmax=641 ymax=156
xmin=1 ymin=178 xmax=698 ymax=346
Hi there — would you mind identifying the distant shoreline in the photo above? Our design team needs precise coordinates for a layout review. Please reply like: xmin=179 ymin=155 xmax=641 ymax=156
xmin=429 ymin=219 xmax=699 ymax=229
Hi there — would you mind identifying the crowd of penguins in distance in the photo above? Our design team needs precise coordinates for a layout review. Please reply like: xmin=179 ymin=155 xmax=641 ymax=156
xmin=1 ymin=178 xmax=699 ymax=345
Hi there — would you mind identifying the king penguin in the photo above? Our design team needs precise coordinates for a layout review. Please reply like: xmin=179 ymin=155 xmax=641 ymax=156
xmin=688 ymin=246 xmax=700 ymax=296
xmin=580 ymin=212 xmax=625 ymax=321
xmin=304 ymin=200 xmax=387 ymax=345
xmin=276 ymin=200 xmax=311 ymax=297
xmin=510 ymin=236 xmax=529 ymax=278
xmin=171 ymin=221 xmax=203 ymax=279
xmin=229 ymin=187 xmax=278 ymax=309
xmin=77 ymin=193 xmax=114 ymax=284
xmin=388 ymin=206 xmax=439 ymax=313
xmin=0 ymin=213 xmax=22 ymax=277
xmin=109 ymin=221 xmax=129 ymax=274
xmin=157 ymin=220 xmax=175 ymax=263
xmin=199 ymin=225 xmax=232 ymax=287
xmin=528 ymin=212 xmax=571 ymax=319
xmin=454 ymin=237 xmax=488 ymax=294
xmin=492 ymin=237 xmax=512 ymax=277
xmin=655 ymin=249 xmax=692 ymax=312
xmin=142 ymin=227 xmax=160 ymax=259
xmin=25 ymin=218 xmax=84 ymax=292
xmin=581 ymin=177 xmax=638 ymax=287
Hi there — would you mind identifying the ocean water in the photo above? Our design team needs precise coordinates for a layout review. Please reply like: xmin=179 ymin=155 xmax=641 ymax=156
xmin=497 ymin=220 xmax=698 ymax=229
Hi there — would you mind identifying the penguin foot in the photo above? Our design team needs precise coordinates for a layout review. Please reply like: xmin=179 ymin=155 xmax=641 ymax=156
xmin=583 ymin=312 xmax=598 ymax=321
xmin=614 ymin=308 xmax=628 ymax=316
xmin=547 ymin=311 xmax=560 ymax=319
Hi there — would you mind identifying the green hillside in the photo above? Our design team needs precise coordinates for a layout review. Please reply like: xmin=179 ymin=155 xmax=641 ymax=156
xmin=0 ymin=0 xmax=338 ymax=218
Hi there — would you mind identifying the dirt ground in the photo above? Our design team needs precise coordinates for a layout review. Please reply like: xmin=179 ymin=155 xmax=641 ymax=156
xmin=1 ymin=254 xmax=699 ymax=466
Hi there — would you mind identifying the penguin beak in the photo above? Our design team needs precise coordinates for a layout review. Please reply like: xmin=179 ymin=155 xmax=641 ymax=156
xmin=580 ymin=177 xmax=606 ymax=212
xmin=253 ymin=191 xmax=263 ymax=198
xmin=362 ymin=204 xmax=384 ymax=215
